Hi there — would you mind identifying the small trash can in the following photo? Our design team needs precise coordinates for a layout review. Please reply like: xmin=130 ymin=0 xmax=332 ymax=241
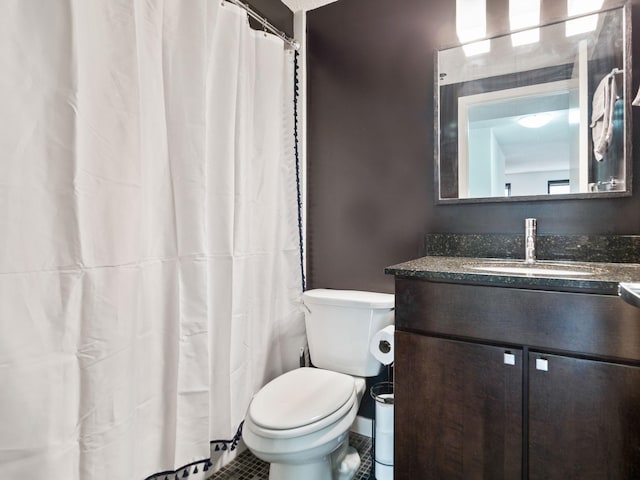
xmin=370 ymin=381 xmax=394 ymax=480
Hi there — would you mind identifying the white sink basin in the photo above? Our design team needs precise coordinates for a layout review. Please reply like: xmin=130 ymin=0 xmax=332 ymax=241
xmin=619 ymin=283 xmax=640 ymax=307
xmin=467 ymin=260 xmax=601 ymax=277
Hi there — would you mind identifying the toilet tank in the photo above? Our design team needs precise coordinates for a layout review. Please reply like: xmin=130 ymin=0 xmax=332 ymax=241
xmin=302 ymin=289 xmax=395 ymax=377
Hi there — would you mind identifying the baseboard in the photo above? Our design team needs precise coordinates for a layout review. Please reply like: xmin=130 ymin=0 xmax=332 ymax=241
xmin=350 ymin=415 xmax=373 ymax=437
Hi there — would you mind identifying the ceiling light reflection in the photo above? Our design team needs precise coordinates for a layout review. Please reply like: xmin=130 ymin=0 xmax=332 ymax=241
xmin=517 ymin=113 xmax=553 ymax=128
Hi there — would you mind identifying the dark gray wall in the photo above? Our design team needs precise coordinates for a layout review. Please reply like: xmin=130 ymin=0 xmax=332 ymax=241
xmin=246 ymin=0 xmax=293 ymax=38
xmin=307 ymin=0 xmax=640 ymax=294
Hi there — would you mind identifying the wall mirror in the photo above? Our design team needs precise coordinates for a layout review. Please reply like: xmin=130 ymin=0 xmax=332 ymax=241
xmin=436 ymin=6 xmax=631 ymax=203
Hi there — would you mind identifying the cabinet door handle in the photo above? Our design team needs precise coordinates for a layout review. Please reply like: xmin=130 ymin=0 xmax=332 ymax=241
xmin=536 ymin=358 xmax=549 ymax=371
xmin=504 ymin=352 xmax=516 ymax=365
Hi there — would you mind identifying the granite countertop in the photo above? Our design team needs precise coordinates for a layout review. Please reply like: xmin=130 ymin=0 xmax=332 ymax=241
xmin=385 ymin=256 xmax=640 ymax=295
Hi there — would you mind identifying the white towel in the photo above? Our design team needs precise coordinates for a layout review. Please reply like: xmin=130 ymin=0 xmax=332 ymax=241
xmin=590 ymin=73 xmax=618 ymax=161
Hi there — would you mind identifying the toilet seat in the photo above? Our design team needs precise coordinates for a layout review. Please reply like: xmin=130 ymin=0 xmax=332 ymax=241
xmin=247 ymin=367 xmax=356 ymax=439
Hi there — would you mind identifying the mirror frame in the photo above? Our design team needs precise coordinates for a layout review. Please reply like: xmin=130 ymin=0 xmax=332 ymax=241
xmin=434 ymin=4 xmax=633 ymax=204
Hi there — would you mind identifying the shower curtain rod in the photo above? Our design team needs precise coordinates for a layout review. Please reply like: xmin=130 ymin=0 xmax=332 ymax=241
xmin=226 ymin=0 xmax=300 ymax=50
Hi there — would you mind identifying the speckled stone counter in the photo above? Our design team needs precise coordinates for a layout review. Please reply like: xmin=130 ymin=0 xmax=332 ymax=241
xmin=423 ymin=234 xmax=640 ymax=264
xmin=385 ymin=256 xmax=640 ymax=295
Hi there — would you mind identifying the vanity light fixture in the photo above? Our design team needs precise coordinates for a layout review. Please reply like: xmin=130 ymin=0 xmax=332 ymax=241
xmin=566 ymin=13 xmax=599 ymax=36
xmin=565 ymin=0 xmax=604 ymax=37
xmin=456 ymin=0 xmax=486 ymax=43
xmin=456 ymin=0 xmax=490 ymax=56
xmin=517 ymin=113 xmax=553 ymax=129
xmin=568 ymin=0 xmax=604 ymax=14
xmin=509 ymin=0 xmax=540 ymax=46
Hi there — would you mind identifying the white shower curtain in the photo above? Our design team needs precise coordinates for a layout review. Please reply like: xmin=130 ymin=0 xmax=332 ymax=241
xmin=0 ymin=1 xmax=305 ymax=479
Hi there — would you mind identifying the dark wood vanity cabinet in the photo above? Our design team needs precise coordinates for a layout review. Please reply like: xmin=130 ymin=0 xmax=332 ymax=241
xmin=395 ymin=332 xmax=523 ymax=479
xmin=528 ymin=353 xmax=640 ymax=479
xmin=394 ymin=278 xmax=640 ymax=480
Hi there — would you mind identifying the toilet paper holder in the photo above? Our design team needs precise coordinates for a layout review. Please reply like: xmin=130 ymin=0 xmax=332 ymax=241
xmin=371 ymin=383 xmax=394 ymax=405
xmin=370 ymin=381 xmax=394 ymax=479
xmin=378 ymin=340 xmax=392 ymax=354
xmin=370 ymin=325 xmax=395 ymax=366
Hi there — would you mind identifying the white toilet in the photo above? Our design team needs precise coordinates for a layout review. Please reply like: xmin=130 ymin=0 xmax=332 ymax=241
xmin=243 ymin=289 xmax=395 ymax=480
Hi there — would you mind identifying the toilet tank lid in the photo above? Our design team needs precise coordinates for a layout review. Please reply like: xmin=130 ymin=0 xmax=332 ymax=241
xmin=303 ymin=289 xmax=395 ymax=309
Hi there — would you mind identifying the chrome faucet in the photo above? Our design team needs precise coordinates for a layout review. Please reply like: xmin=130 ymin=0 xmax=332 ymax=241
xmin=525 ymin=218 xmax=537 ymax=264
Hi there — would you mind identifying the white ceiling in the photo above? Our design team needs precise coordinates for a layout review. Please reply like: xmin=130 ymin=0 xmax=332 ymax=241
xmin=280 ymin=0 xmax=339 ymax=12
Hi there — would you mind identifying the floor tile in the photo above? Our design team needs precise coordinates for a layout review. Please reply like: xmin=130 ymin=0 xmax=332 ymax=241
xmin=208 ymin=432 xmax=372 ymax=480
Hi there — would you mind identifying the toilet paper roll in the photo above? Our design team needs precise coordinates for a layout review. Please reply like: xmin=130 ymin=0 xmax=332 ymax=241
xmin=375 ymin=401 xmax=394 ymax=465
xmin=370 ymin=325 xmax=394 ymax=365
xmin=375 ymin=461 xmax=394 ymax=480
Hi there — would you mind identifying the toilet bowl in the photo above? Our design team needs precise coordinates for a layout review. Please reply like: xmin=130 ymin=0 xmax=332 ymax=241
xmin=243 ymin=368 xmax=366 ymax=480
xmin=243 ymin=289 xmax=395 ymax=480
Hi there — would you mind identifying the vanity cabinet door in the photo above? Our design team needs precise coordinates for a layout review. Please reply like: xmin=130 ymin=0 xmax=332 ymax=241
xmin=395 ymin=332 xmax=523 ymax=480
xmin=529 ymin=353 xmax=640 ymax=479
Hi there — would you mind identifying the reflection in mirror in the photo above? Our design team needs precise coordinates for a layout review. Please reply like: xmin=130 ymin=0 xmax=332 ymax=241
xmin=437 ymin=6 xmax=630 ymax=202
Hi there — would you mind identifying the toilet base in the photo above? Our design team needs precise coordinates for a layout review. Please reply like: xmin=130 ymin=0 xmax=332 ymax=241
xmin=267 ymin=440 xmax=361 ymax=480
xmin=270 ymin=457 xmax=332 ymax=480
xmin=334 ymin=445 xmax=361 ymax=480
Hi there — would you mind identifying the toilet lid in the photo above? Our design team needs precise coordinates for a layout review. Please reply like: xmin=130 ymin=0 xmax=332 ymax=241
xmin=249 ymin=368 xmax=355 ymax=430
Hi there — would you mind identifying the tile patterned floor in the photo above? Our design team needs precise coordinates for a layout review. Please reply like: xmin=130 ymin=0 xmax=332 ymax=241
xmin=207 ymin=432 xmax=372 ymax=480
